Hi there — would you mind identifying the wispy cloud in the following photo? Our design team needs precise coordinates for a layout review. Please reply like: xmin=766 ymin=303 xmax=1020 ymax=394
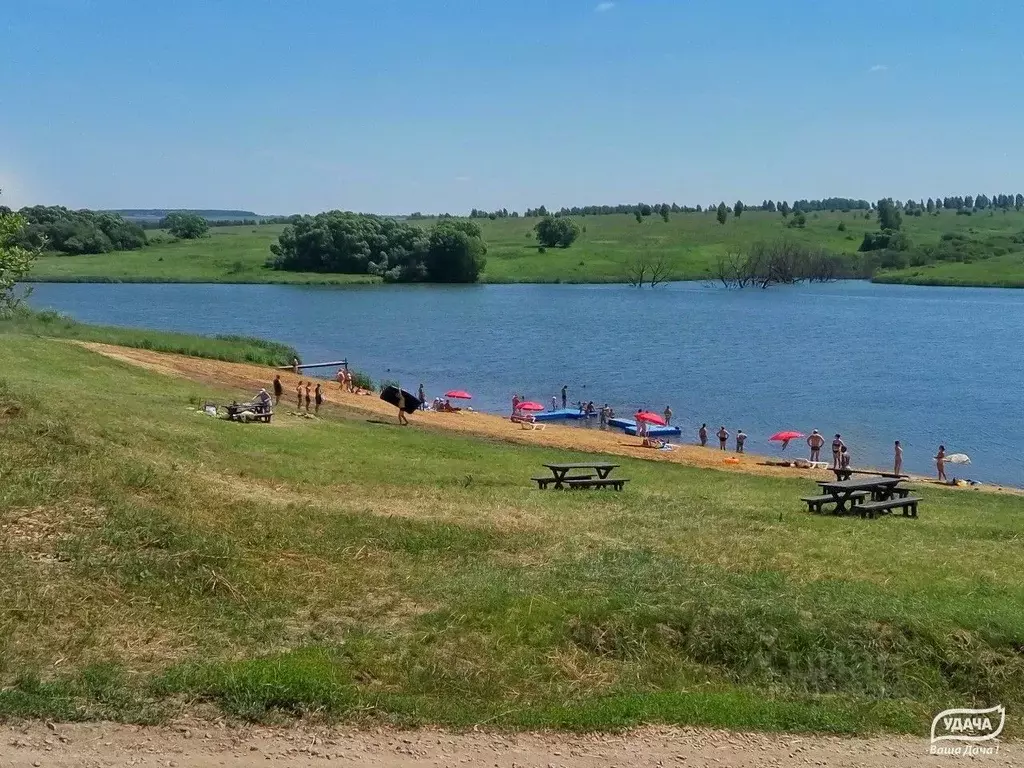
xmin=869 ymin=64 xmax=888 ymax=72
xmin=595 ymin=2 xmax=615 ymax=12
xmin=454 ymin=175 xmax=471 ymax=182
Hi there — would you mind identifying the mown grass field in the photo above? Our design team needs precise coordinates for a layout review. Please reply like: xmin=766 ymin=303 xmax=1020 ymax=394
xmin=1 ymin=333 xmax=1022 ymax=735
xmin=27 ymin=209 xmax=1024 ymax=286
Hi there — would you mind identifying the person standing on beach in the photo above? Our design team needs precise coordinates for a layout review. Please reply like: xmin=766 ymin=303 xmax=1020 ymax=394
xmin=418 ymin=383 xmax=426 ymax=408
xmin=699 ymin=424 xmax=708 ymax=447
xmin=840 ymin=445 xmax=851 ymax=470
xmin=894 ymin=441 xmax=903 ymax=475
xmin=272 ymin=375 xmax=283 ymax=406
xmin=292 ymin=357 xmax=300 ymax=374
xmin=807 ymin=430 xmax=824 ymax=462
xmin=599 ymin=404 xmax=609 ymax=430
xmin=296 ymin=380 xmax=304 ymax=410
xmin=551 ymin=396 xmax=557 ymax=411
xmin=561 ymin=385 xmax=568 ymax=409
xmin=936 ymin=445 xmax=947 ymax=482
xmin=832 ymin=434 xmax=845 ymax=469
xmin=511 ymin=393 xmax=521 ymax=416
xmin=664 ymin=405 xmax=673 ymax=426
xmin=314 ymin=383 xmax=323 ymax=415
xmin=337 ymin=368 xmax=345 ymax=389
xmin=736 ymin=430 xmax=747 ymax=453
xmin=304 ymin=382 xmax=312 ymax=413
xmin=717 ymin=426 xmax=729 ymax=450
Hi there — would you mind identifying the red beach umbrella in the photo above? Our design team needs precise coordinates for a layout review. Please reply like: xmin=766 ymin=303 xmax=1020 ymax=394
xmin=769 ymin=430 xmax=804 ymax=442
xmin=517 ymin=401 xmax=545 ymax=412
xmin=445 ymin=390 xmax=472 ymax=400
xmin=636 ymin=411 xmax=667 ymax=427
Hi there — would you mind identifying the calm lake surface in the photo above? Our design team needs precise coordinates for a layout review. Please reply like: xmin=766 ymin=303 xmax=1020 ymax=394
xmin=29 ymin=281 xmax=1022 ymax=486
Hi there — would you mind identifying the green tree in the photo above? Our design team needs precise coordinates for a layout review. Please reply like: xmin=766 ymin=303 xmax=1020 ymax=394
xmin=779 ymin=201 xmax=790 ymax=218
xmin=876 ymin=198 xmax=902 ymax=231
xmin=424 ymin=220 xmax=486 ymax=282
xmin=716 ymin=202 xmax=728 ymax=225
xmin=926 ymin=198 xmax=935 ymax=214
xmin=534 ymin=215 xmax=581 ymax=248
xmin=0 ymin=201 xmax=38 ymax=314
xmin=634 ymin=210 xmax=643 ymax=224
xmin=163 ymin=212 xmax=209 ymax=239
xmin=733 ymin=200 xmax=744 ymax=218
xmin=659 ymin=203 xmax=670 ymax=222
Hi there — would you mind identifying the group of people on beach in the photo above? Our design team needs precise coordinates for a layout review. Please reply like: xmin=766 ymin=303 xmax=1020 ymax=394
xmin=271 ymin=374 xmax=325 ymax=415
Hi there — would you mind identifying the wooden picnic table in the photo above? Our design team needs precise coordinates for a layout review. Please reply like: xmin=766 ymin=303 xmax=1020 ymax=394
xmin=539 ymin=462 xmax=619 ymax=489
xmin=831 ymin=467 xmax=909 ymax=482
xmin=817 ymin=477 xmax=904 ymax=515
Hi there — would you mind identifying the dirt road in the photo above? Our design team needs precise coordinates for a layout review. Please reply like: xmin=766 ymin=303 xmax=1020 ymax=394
xmin=1 ymin=721 xmax=1016 ymax=767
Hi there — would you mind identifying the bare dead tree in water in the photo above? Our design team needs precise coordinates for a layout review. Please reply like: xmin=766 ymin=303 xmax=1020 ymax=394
xmin=713 ymin=239 xmax=843 ymax=289
xmin=627 ymin=252 xmax=672 ymax=287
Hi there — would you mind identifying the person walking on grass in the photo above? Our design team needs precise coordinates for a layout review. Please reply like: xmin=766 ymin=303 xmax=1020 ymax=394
xmin=894 ymin=440 xmax=903 ymax=476
xmin=832 ymin=434 xmax=845 ymax=469
xmin=296 ymin=380 xmax=304 ymax=410
xmin=272 ymin=374 xmax=283 ymax=406
xmin=807 ymin=429 xmax=824 ymax=463
xmin=717 ymin=426 xmax=729 ymax=450
xmin=736 ymin=430 xmax=747 ymax=453
xmin=397 ymin=389 xmax=409 ymax=426
xmin=936 ymin=445 xmax=947 ymax=483
xmin=699 ymin=423 xmax=708 ymax=447
xmin=304 ymin=382 xmax=312 ymax=413
xmin=314 ymin=383 xmax=323 ymax=415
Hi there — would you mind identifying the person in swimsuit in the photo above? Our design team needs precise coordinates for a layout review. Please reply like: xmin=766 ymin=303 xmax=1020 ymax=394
xmin=599 ymin=404 xmax=608 ymax=429
xmin=314 ymin=383 xmax=323 ymax=415
xmin=512 ymin=394 xmax=521 ymax=416
xmin=561 ymin=385 xmax=568 ymax=409
xmin=397 ymin=390 xmax=409 ymax=425
xmin=840 ymin=445 xmax=851 ymax=470
xmin=418 ymin=383 xmax=425 ymax=408
xmin=936 ymin=445 xmax=946 ymax=482
xmin=292 ymin=356 xmax=299 ymax=374
xmin=699 ymin=423 xmax=708 ymax=447
xmin=664 ymin=405 xmax=673 ymax=426
xmin=344 ymin=369 xmax=353 ymax=393
xmin=717 ymin=426 xmax=729 ymax=450
xmin=304 ymin=382 xmax=312 ymax=413
xmin=272 ymin=375 xmax=283 ymax=405
xmin=894 ymin=440 xmax=903 ymax=475
xmin=832 ymin=434 xmax=845 ymax=469
xmin=551 ymin=396 xmax=557 ymax=411
xmin=736 ymin=430 xmax=746 ymax=453
xmin=296 ymin=381 xmax=304 ymax=410
xmin=807 ymin=430 xmax=824 ymax=462
xmin=337 ymin=369 xmax=345 ymax=389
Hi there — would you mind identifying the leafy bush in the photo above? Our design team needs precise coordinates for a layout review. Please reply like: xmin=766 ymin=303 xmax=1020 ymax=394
xmin=13 ymin=206 xmax=146 ymax=255
xmin=534 ymin=216 xmax=581 ymax=248
xmin=269 ymin=212 xmax=486 ymax=283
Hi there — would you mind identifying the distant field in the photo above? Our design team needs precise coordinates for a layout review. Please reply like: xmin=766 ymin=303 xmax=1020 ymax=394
xmin=876 ymin=250 xmax=1024 ymax=288
xmin=27 ymin=209 xmax=1024 ymax=286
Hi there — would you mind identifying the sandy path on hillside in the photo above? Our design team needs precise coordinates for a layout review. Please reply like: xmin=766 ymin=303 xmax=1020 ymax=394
xmin=2 ymin=721 xmax=1017 ymax=767
xmin=77 ymin=341 xmax=1016 ymax=494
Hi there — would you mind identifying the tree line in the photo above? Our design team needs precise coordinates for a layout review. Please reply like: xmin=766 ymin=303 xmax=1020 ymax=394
xmin=268 ymin=211 xmax=486 ymax=283
xmin=8 ymin=206 xmax=147 ymax=255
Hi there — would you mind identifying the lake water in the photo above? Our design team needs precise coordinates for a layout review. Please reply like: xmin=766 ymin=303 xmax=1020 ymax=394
xmin=28 ymin=281 xmax=1023 ymax=487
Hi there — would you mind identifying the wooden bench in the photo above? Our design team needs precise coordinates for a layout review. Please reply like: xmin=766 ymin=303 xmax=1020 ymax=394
xmin=532 ymin=474 xmax=594 ymax=489
xmin=563 ymin=478 xmax=629 ymax=491
xmin=857 ymin=496 xmax=922 ymax=519
xmin=801 ymin=491 xmax=868 ymax=514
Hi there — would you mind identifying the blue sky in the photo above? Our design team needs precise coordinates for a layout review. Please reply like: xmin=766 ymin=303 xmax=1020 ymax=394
xmin=2 ymin=0 xmax=1022 ymax=214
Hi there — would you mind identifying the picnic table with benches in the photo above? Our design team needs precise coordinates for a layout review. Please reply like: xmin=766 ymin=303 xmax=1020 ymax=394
xmin=224 ymin=401 xmax=273 ymax=423
xmin=805 ymin=476 xmax=921 ymax=518
xmin=533 ymin=462 xmax=629 ymax=491
xmin=830 ymin=467 xmax=909 ymax=482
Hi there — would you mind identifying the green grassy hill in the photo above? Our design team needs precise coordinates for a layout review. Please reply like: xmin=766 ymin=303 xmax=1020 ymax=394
xmin=1 ymin=331 xmax=1022 ymax=733
xmin=26 ymin=209 xmax=1024 ymax=286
